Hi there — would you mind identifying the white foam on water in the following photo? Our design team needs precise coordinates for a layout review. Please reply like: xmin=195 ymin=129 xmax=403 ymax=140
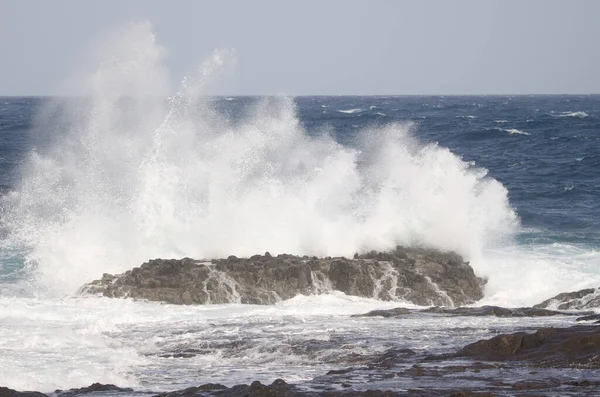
xmin=557 ymin=111 xmax=589 ymax=118
xmin=0 ymin=293 xmax=579 ymax=392
xmin=504 ymin=128 xmax=530 ymax=136
xmin=337 ymin=108 xmax=363 ymax=114
xmin=0 ymin=293 xmax=404 ymax=391
xmin=0 ymin=21 xmax=519 ymax=296
xmin=478 ymin=243 xmax=600 ymax=307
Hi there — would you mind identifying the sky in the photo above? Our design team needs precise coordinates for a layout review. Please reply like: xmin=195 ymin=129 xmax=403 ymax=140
xmin=0 ymin=0 xmax=599 ymax=95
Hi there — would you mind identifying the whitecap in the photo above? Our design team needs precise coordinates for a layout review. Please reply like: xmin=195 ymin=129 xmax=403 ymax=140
xmin=504 ymin=128 xmax=530 ymax=136
xmin=558 ymin=111 xmax=589 ymax=118
xmin=375 ymin=112 xmax=386 ymax=116
xmin=337 ymin=108 xmax=363 ymax=114
xmin=457 ymin=115 xmax=476 ymax=119
xmin=494 ymin=120 xmax=508 ymax=123
xmin=492 ymin=128 xmax=530 ymax=136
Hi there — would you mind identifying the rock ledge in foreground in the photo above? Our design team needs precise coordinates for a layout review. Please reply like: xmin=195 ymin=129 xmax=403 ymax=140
xmin=447 ymin=325 xmax=600 ymax=368
xmin=80 ymin=246 xmax=484 ymax=307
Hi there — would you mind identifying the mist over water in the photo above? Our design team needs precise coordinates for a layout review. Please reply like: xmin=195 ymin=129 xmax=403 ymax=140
xmin=0 ymin=21 xmax=519 ymax=296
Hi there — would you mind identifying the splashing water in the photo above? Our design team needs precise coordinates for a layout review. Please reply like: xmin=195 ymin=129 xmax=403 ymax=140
xmin=0 ymin=21 xmax=518 ymax=296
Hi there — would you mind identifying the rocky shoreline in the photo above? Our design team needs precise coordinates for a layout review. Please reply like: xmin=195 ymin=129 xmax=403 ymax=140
xmin=11 ymin=249 xmax=594 ymax=396
xmin=80 ymin=247 xmax=485 ymax=307
xmin=4 ymin=311 xmax=600 ymax=396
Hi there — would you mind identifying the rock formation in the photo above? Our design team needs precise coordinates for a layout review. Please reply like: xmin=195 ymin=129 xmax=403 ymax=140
xmin=534 ymin=287 xmax=600 ymax=310
xmin=80 ymin=246 xmax=485 ymax=307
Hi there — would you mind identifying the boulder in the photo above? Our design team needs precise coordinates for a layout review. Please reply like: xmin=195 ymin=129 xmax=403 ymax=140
xmin=452 ymin=325 xmax=600 ymax=368
xmin=80 ymin=247 xmax=485 ymax=307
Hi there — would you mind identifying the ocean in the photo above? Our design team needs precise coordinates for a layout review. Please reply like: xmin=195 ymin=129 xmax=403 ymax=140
xmin=0 ymin=93 xmax=599 ymax=393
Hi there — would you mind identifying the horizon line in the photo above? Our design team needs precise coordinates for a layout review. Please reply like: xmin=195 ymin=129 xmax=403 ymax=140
xmin=1 ymin=93 xmax=600 ymax=98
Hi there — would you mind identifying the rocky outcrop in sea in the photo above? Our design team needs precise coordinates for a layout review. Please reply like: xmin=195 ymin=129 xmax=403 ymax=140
xmin=80 ymin=247 xmax=485 ymax=307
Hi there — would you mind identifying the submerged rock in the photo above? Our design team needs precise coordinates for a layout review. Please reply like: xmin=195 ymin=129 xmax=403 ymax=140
xmin=534 ymin=287 xmax=600 ymax=310
xmin=80 ymin=247 xmax=484 ymax=307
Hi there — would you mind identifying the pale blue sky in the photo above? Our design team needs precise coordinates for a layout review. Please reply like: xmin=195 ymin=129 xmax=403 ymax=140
xmin=1 ymin=0 xmax=599 ymax=95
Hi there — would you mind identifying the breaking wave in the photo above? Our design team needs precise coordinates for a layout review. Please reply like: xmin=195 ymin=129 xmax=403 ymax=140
xmin=0 ymin=21 xmax=518 ymax=295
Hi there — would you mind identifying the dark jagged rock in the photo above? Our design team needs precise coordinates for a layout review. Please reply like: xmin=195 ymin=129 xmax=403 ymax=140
xmin=153 ymin=380 xmax=296 ymax=397
xmin=0 ymin=387 xmax=47 ymax=397
xmin=534 ymin=287 xmax=600 ymax=310
xmin=352 ymin=305 xmax=588 ymax=318
xmin=451 ymin=325 xmax=600 ymax=368
xmin=55 ymin=384 xmax=133 ymax=397
xmin=80 ymin=247 xmax=484 ymax=307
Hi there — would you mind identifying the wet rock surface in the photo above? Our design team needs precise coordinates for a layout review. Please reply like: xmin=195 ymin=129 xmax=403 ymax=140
xmin=449 ymin=325 xmax=600 ymax=367
xmin=353 ymin=305 xmax=590 ymax=318
xmin=80 ymin=247 xmax=484 ymax=307
xmin=534 ymin=287 xmax=600 ymax=310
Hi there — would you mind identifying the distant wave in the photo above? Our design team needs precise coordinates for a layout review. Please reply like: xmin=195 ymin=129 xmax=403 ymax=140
xmin=504 ymin=128 xmax=530 ymax=136
xmin=494 ymin=120 xmax=508 ymax=123
xmin=556 ymin=111 xmax=589 ymax=118
xmin=493 ymin=128 xmax=530 ymax=136
xmin=457 ymin=115 xmax=476 ymax=119
xmin=375 ymin=112 xmax=386 ymax=117
xmin=337 ymin=108 xmax=363 ymax=114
